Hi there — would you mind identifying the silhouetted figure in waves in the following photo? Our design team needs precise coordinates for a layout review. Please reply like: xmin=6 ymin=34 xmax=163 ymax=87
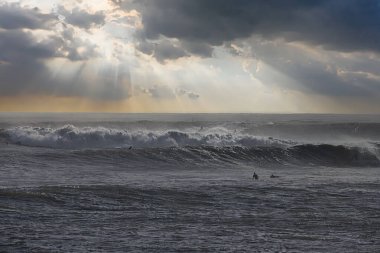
xmin=252 ymin=172 xmax=259 ymax=180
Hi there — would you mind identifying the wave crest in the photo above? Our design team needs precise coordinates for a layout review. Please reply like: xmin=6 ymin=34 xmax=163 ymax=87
xmin=2 ymin=125 xmax=288 ymax=149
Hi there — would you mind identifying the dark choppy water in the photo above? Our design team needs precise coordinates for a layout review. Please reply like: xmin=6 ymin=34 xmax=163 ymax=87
xmin=0 ymin=113 xmax=380 ymax=252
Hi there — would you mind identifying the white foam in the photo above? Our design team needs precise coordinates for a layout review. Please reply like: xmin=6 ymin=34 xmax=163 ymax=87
xmin=4 ymin=125 xmax=287 ymax=149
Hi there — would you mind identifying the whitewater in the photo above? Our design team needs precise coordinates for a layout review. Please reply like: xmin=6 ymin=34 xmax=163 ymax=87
xmin=1 ymin=113 xmax=379 ymax=252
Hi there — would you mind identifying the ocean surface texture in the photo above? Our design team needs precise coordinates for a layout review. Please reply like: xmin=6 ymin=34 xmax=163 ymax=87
xmin=0 ymin=113 xmax=379 ymax=252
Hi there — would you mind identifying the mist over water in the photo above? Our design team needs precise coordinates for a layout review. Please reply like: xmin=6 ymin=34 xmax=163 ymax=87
xmin=1 ymin=113 xmax=380 ymax=252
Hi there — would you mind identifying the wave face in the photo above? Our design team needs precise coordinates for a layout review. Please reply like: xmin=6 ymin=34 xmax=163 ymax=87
xmin=1 ymin=120 xmax=380 ymax=168
xmin=69 ymin=144 xmax=380 ymax=168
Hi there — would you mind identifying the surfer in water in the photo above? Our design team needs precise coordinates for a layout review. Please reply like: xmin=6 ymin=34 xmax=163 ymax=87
xmin=270 ymin=174 xmax=279 ymax=178
xmin=252 ymin=172 xmax=259 ymax=180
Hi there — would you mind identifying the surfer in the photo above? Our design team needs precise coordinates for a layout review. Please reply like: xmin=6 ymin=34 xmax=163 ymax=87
xmin=129 ymin=146 xmax=133 ymax=150
xmin=252 ymin=172 xmax=259 ymax=180
xmin=270 ymin=174 xmax=279 ymax=178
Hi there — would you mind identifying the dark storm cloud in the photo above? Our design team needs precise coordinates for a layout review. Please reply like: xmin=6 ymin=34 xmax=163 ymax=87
xmin=134 ymin=31 xmax=213 ymax=62
xmin=132 ymin=0 xmax=380 ymax=52
xmin=0 ymin=3 xmax=52 ymax=30
xmin=0 ymin=30 xmax=59 ymax=63
xmin=180 ymin=41 xmax=213 ymax=58
xmin=112 ymin=0 xmax=380 ymax=98
xmin=136 ymin=38 xmax=188 ymax=63
xmin=0 ymin=29 xmax=60 ymax=95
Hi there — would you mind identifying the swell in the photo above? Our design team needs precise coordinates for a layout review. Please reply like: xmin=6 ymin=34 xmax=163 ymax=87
xmin=66 ymin=144 xmax=380 ymax=167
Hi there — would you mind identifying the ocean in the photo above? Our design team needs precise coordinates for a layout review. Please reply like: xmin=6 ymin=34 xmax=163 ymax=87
xmin=0 ymin=113 xmax=379 ymax=252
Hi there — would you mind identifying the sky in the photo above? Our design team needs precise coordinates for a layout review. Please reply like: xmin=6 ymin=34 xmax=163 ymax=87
xmin=1 ymin=0 xmax=380 ymax=113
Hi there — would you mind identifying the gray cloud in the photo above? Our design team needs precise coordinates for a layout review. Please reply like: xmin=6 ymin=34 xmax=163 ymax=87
xmin=0 ymin=29 xmax=60 ymax=95
xmin=0 ymin=3 xmax=102 ymax=62
xmin=0 ymin=30 xmax=59 ymax=63
xmin=59 ymin=27 xmax=99 ymax=61
xmin=0 ymin=3 xmax=105 ymax=31
xmin=177 ymin=89 xmax=200 ymax=100
xmin=180 ymin=41 xmax=213 ymax=58
xmin=232 ymin=39 xmax=380 ymax=97
xmin=0 ymin=3 xmax=52 ymax=30
xmin=136 ymin=38 xmax=188 ymax=63
xmin=128 ymin=0 xmax=380 ymax=54
xmin=141 ymin=85 xmax=200 ymax=100
xmin=141 ymin=85 xmax=176 ymax=99
xmin=135 ymin=31 xmax=213 ymax=62
xmin=56 ymin=6 xmax=106 ymax=29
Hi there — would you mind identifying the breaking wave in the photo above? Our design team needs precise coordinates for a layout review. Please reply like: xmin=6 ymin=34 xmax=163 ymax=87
xmin=0 ymin=125 xmax=291 ymax=149
xmin=1 ymin=125 xmax=379 ymax=167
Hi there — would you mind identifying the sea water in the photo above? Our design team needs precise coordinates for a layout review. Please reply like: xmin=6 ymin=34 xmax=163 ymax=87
xmin=0 ymin=113 xmax=379 ymax=252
